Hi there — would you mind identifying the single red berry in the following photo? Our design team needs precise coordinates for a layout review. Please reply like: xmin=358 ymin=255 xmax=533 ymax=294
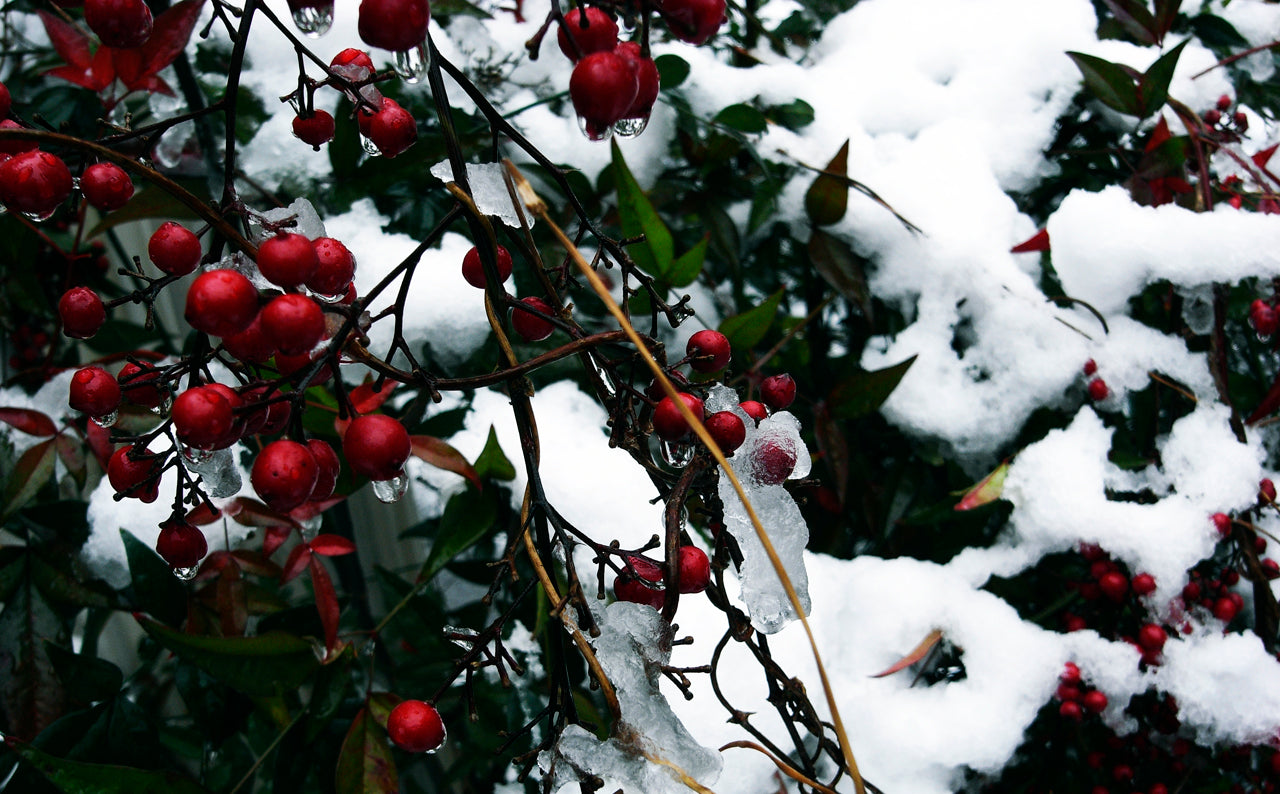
xmin=251 ymin=440 xmax=320 ymax=513
xmin=1098 ymin=571 xmax=1128 ymax=602
xmin=148 ymin=222 xmax=202 ymax=276
xmin=461 ymin=245 xmax=513 ymax=289
xmin=293 ymin=110 xmax=336 ymax=150
xmin=1063 ymin=613 xmax=1087 ymax=632
xmin=614 ymin=556 xmax=665 ymax=609
xmin=343 ymin=414 xmax=411 ymax=481
xmin=69 ymin=366 xmax=121 ymax=417
xmin=511 ymin=297 xmax=556 ymax=342
xmin=705 ymin=411 xmax=746 ymax=453
xmin=752 ymin=438 xmax=797 ymax=486
xmin=387 ymin=699 xmax=446 ymax=753
xmin=185 ymin=270 xmax=260 ymax=338
xmin=1212 ymin=596 xmax=1239 ymax=622
xmin=645 ymin=370 xmax=689 ymax=401
xmin=1058 ymin=701 xmax=1083 ymax=721
xmin=1082 ymin=689 xmax=1108 ymax=713
xmin=84 ymin=0 xmax=153 ymax=48
xmin=1217 ymin=94 xmax=1233 ymax=111
xmin=1212 ymin=512 xmax=1232 ymax=536
xmin=677 ymin=546 xmax=710 ymax=593
xmin=80 ymin=162 xmax=134 ymax=211
xmin=1111 ymin=764 xmax=1133 ymax=783
xmin=331 ymin=48 xmax=376 ymax=73
xmin=0 ymin=120 xmax=35 ymax=156
xmin=760 ymin=373 xmax=797 ymax=410
xmin=739 ymin=400 xmax=768 ymax=423
xmin=1088 ymin=560 xmax=1114 ymax=580
xmin=242 ymin=385 xmax=292 ymax=435
xmin=261 ymin=294 xmax=326 ymax=356
xmin=1148 ymin=784 xmax=1168 ymax=794
xmin=1056 ymin=682 xmax=1081 ymax=702
xmin=117 ymin=361 xmax=166 ymax=408
xmin=1087 ymin=378 xmax=1109 ymax=401
xmin=1262 ymin=478 xmax=1277 ymax=503
xmin=358 ymin=0 xmax=429 ymax=51
xmin=258 ymin=232 xmax=319 ymax=289
xmin=686 ymin=329 xmax=731 ymax=373
xmin=614 ymin=42 xmax=660 ymax=121
xmin=1256 ymin=535 xmax=1268 ymax=553
xmin=1262 ymin=559 xmax=1280 ymax=580
xmin=156 ymin=518 xmax=207 ymax=569
xmin=557 ymin=7 xmax=619 ymax=60
xmin=307 ymin=237 xmax=357 ymax=296
xmin=1233 ymin=111 xmax=1248 ymax=131
xmin=369 ymin=98 xmax=417 ymax=157
xmin=1131 ymin=572 xmax=1157 ymax=596
xmin=652 ymin=393 xmax=704 ymax=442
xmin=1251 ymin=299 xmax=1279 ymax=337
xmin=58 ymin=286 xmax=106 ymax=339
xmin=107 ymin=445 xmax=161 ymax=502
xmin=1079 ymin=542 xmax=1106 ymax=561
xmin=1060 ymin=661 xmax=1081 ymax=684
xmin=569 ymin=51 xmax=639 ymax=139
xmin=0 ymin=150 xmax=73 ymax=217
xmin=203 ymin=383 xmax=247 ymax=449
xmin=222 ymin=313 xmax=278 ymax=364
xmin=661 ymin=0 xmax=725 ymax=45
xmin=1138 ymin=623 xmax=1168 ymax=652
xmin=307 ymin=439 xmax=341 ymax=500
xmin=1204 ymin=108 xmax=1222 ymax=126
xmin=1082 ymin=358 xmax=1097 ymax=376
xmin=172 ymin=386 xmax=235 ymax=450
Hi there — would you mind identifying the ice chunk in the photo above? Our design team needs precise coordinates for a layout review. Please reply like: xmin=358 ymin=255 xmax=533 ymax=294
xmin=250 ymin=198 xmax=328 ymax=242
xmin=429 ymin=161 xmax=534 ymax=229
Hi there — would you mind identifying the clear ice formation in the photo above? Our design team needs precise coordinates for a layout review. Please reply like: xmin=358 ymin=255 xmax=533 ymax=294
xmin=705 ymin=384 xmax=813 ymax=634
xmin=428 ymin=161 xmax=534 ymax=230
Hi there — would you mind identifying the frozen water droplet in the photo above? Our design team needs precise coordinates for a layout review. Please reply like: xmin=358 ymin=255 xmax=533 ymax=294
xmin=203 ymin=462 xmax=242 ymax=498
xmin=585 ymin=353 xmax=616 ymax=398
xmin=71 ymin=176 xmax=82 ymax=189
xmin=310 ymin=288 xmax=346 ymax=304
xmin=423 ymin=724 xmax=447 ymax=753
xmin=659 ymin=440 xmax=693 ymax=469
xmin=372 ymin=470 xmax=408 ymax=503
xmin=150 ymin=391 xmax=174 ymax=416
xmin=360 ymin=638 xmax=378 ymax=657
xmin=21 ymin=208 xmax=58 ymax=222
xmin=288 ymin=0 xmax=333 ymax=37
xmin=172 ymin=565 xmax=199 ymax=581
xmin=180 ymin=443 xmax=213 ymax=470
xmin=359 ymin=134 xmax=381 ymax=156
xmin=92 ymin=410 xmax=119 ymax=428
xmin=394 ymin=42 xmax=429 ymax=83
xmin=613 ymin=116 xmax=649 ymax=138
xmin=300 ymin=514 xmax=322 ymax=540
xmin=578 ymin=116 xmax=612 ymax=142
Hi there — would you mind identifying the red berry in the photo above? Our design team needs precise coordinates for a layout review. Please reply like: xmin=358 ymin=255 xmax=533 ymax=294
xmin=1262 ymin=478 xmax=1277 ymax=503
xmin=739 ymin=400 xmax=768 ymax=422
xmin=1251 ymin=299 xmax=1279 ymax=337
xmin=387 ymin=699 xmax=445 ymax=753
xmin=58 ymin=286 xmax=106 ymax=339
xmin=1082 ymin=689 xmax=1108 ymax=713
xmin=1212 ymin=512 xmax=1232 ymax=536
xmin=705 ymin=410 xmax=746 ymax=453
xmin=661 ymin=0 xmax=725 ymax=45
xmin=1233 ymin=111 xmax=1248 ymax=131
xmin=461 ymin=244 xmax=513 ymax=289
xmin=614 ymin=556 xmax=665 ymax=609
xmin=358 ymin=0 xmax=429 ymax=51
xmin=149 ymin=222 xmax=202 ymax=276
xmin=1204 ymin=108 xmax=1222 ymax=126
xmin=80 ymin=162 xmax=133 ymax=211
xmin=1079 ymin=542 xmax=1106 ymax=561
xmin=1212 ymin=596 xmax=1239 ymax=622
xmin=1217 ymin=94 xmax=1233 ymax=111
xmin=1060 ymin=661 xmax=1081 ymax=684
xmin=1131 ymin=572 xmax=1157 ymax=596
xmin=292 ymin=110 xmax=336 ymax=149
xmin=0 ymin=150 xmax=73 ymax=217
xmin=251 ymin=440 xmax=319 ymax=513
xmin=511 ymin=297 xmax=556 ymax=342
xmin=156 ymin=518 xmax=207 ymax=569
xmin=117 ymin=361 xmax=166 ymax=408
xmin=261 ymin=294 xmax=326 ymax=356
xmin=185 ymin=270 xmax=260 ymax=338
xmin=1138 ymin=623 xmax=1168 ymax=652
xmin=1058 ymin=700 xmax=1083 ymax=721
xmin=84 ymin=0 xmax=153 ymax=48
xmin=652 ymin=392 xmax=704 ymax=442
xmin=331 ymin=48 xmax=376 ymax=73
xmin=677 ymin=546 xmax=710 ymax=593
xmin=369 ymin=98 xmax=417 ymax=157
xmin=107 ymin=445 xmax=161 ymax=502
xmin=1087 ymin=378 xmax=1109 ymax=401
xmin=307 ymin=439 xmax=341 ymax=500
xmin=686 ymin=329 xmax=731 ymax=373
xmin=242 ymin=385 xmax=292 ymax=435
xmin=69 ymin=366 xmax=121 ymax=417
xmin=222 ymin=313 xmax=278 ymax=364
xmin=1098 ymin=571 xmax=1128 ymax=602
xmin=343 ymin=414 xmax=411 ymax=481
xmin=1056 ymin=682 xmax=1081 ymax=702
xmin=614 ymin=42 xmax=660 ymax=121
xmin=760 ymin=373 xmax=797 ymax=410
xmin=1063 ymin=613 xmax=1087 ymax=632
xmin=1262 ymin=559 xmax=1280 ymax=580
xmin=0 ymin=120 xmax=35 ymax=156
xmin=0 ymin=81 xmax=9 ymax=119
xmin=307 ymin=237 xmax=356 ymax=296
xmin=1111 ymin=764 xmax=1133 ymax=783
xmin=172 ymin=386 xmax=235 ymax=450
xmin=752 ymin=438 xmax=797 ymax=486
xmin=257 ymin=232 xmax=319 ymax=289
xmin=557 ymin=7 xmax=618 ymax=60
xmin=569 ymin=51 xmax=638 ymax=139
xmin=1083 ymin=358 xmax=1097 ymax=376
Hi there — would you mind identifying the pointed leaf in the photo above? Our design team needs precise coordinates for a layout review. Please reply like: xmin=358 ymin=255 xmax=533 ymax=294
xmin=718 ymin=288 xmax=784 ymax=351
xmin=38 ymin=11 xmax=92 ymax=68
xmin=612 ymin=139 xmax=673 ymax=278
xmin=813 ymin=403 xmax=849 ymax=510
xmin=1247 ymin=369 xmax=1280 ymax=425
xmin=1010 ymin=228 xmax=1050 ymax=253
xmin=410 ymin=435 xmax=481 ymax=490
xmin=136 ymin=616 xmax=320 ymax=697
xmin=335 ymin=707 xmax=398 ymax=794
xmin=7 ymin=740 xmax=211 ymax=794
xmin=282 ymin=545 xmax=313 ymax=583
xmin=1100 ymin=0 xmax=1159 ymax=45
xmin=349 ymin=379 xmax=396 ymax=416
xmin=263 ymin=525 xmax=293 ymax=557
xmin=829 ymin=356 xmax=917 ymax=420
xmin=54 ymin=434 xmax=87 ymax=490
xmin=714 ymin=103 xmax=768 ymax=134
xmin=808 ymin=229 xmax=871 ymax=317
xmin=667 ymin=235 xmax=708 ymax=288
xmin=419 ymin=486 xmax=497 ymax=583
xmin=309 ymin=534 xmax=356 ymax=557
xmin=1066 ymin=52 xmax=1141 ymax=115
xmin=2 ymin=438 xmax=56 ymax=521
xmin=215 ymin=565 xmax=247 ymax=637
xmin=137 ymin=0 xmax=205 ymax=79
xmin=111 ymin=47 xmax=146 ymax=89
xmin=225 ymin=497 xmax=299 ymax=529
xmin=185 ymin=502 xmax=223 ymax=526
xmin=0 ymin=576 xmax=67 ymax=740
xmin=309 ymin=557 xmax=340 ymax=652
xmin=45 ymin=641 xmax=123 ymax=704
xmin=1139 ymin=39 xmax=1189 ymax=118
xmin=0 ymin=408 xmax=57 ymax=437
xmin=1154 ymin=0 xmax=1181 ymax=42
xmin=870 ymin=629 xmax=943 ymax=678
xmin=472 ymin=426 xmax=515 ymax=481
xmin=955 ymin=461 xmax=1010 ymax=511
xmin=1253 ymin=144 xmax=1279 ymax=170
xmin=121 ymin=530 xmax=186 ymax=626
xmin=804 ymin=140 xmax=850 ymax=226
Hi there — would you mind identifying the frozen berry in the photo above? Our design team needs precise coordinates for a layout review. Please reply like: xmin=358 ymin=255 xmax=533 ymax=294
xmin=257 ymin=232 xmax=319 ymax=289
xmin=739 ymin=400 xmax=768 ymax=422
xmin=556 ymin=7 xmax=618 ymax=61
xmin=58 ymin=286 xmax=106 ymax=339
xmin=704 ymin=410 xmax=745 ymax=454
xmin=358 ymin=0 xmax=429 ymax=52
xmin=107 ymin=445 xmax=162 ymax=502
xmin=307 ymin=439 xmax=341 ymax=500
xmin=368 ymin=98 xmax=416 ymax=157
xmin=0 ymin=150 xmax=73 ymax=217
xmin=511 ymin=297 xmax=556 ymax=342
xmin=251 ymin=440 xmax=320 ymax=513
xmin=614 ymin=42 xmax=659 ymax=122
xmin=148 ymin=222 xmax=202 ymax=276
xmin=569 ymin=51 xmax=638 ymax=139
xmin=652 ymin=392 xmax=704 ymax=442
xmin=261 ymin=294 xmax=326 ymax=356
xmin=331 ymin=47 xmax=376 ymax=74
xmin=760 ymin=373 xmax=797 ymax=410
xmin=1060 ymin=662 xmax=1081 ymax=684
xmin=69 ymin=366 xmax=121 ymax=417
xmin=307 ymin=237 xmax=356 ymax=296
xmin=686 ymin=329 xmax=730 ymax=373
xmin=84 ymin=0 xmax=153 ymax=48
xmin=461 ymin=244 xmax=513 ymax=289
xmin=677 ymin=546 xmax=710 ymax=593
xmin=292 ymin=110 xmax=336 ymax=149
xmin=156 ymin=518 xmax=207 ymax=569
xmin=185 ymin=270 xmax=260 ymax=338
xmin=614 ymin=556 xmax=664 ymax=609
xmin=80 ymin=162 xmax=133 ymax=211
xmin=661 ymin=0 xmax=725 ymax=45
xmin=172 ymin=385 xmax=235 ymax=450
xmin=386 ymin=699 xmax=446 ymax=753
xmin=343 ymin=414 xmax=411 ymax=481
xmin=752 ymin=438 xmax=797 ymax=486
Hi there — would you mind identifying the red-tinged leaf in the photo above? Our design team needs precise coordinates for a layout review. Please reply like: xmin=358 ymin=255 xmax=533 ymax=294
xmin=38 ymin=11 xmax=92 ymax=68
xmin=1254 ymin=144 xmax=1279 ymax=169
xmin=185 ymin=502 xmax=223 ymax=526
xmin=263 ymin=526 xmax=293 ymax=557
xmin=0 ymin=408 xmax=57 ymax=437
xmin=216 ymin=565 xmax=247 ymax=637
xmin=85 ymin=421 xmax=113 ymax=469
xmin=309 ymin=534 xmax=356 ymax=557
xmin=870 ymin=628 xmax=943 ymax=678
xmin=137 ymin=0 xmax=204 ymax=79
xmin=1144 ymin=116 xmax=1171 ymax=154
xmin=349 ymin=379 xmax=396 ymax=415
xmin=955 ymin=461 xmax=1010 ymax=511
xmin=410 ymin=435 xmax=481 ymax=490
xmin=45 ymin=65 xmax=113 ymax=93
xmin=334 ymin=416 xmax=351 ymax=438
xmin=2 ymin=439 xmax=57 ymax=520
xmin=335 ymin=707 xmax=399 ymax=794
xmin=1247 ymin=370 xmax=1280 ymax=425
xmin=367 ymin=692 xmax=399 ymax=728
xmin=134 ymin=75 xmax=173 ymax=96
xmin=111 ymin=47 xmax=146 ymax=88
xmin=1010 ymin=228 xmax=1050 ymax=253
xmin=54 ymin=433 xmax=87 ymax=489
xmin=226 ymin=497 xmax=299 ymax=528
xmin=1100 ymin=0 xmax=1158 ymax=46
xmin=309 ymin=556 xmax=340 ymax=652
xmin=228 ymin=549 xmax=283 ymax=578
xmin=289 ymin=495 xmax=345 ymax=524
xmin=282 ymin=545 xmax=312 ymax=583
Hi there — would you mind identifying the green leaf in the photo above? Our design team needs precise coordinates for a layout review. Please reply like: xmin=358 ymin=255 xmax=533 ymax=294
xmin=83 ymin=321 xmax=161 ymax=356
xmin=1139 ymin=39 xmax=1189 ymax=118
xmin=611 ymin=140 xmax=673 ymax=278
xmin=718 ymin=289 xmax=784 ymax=351
xmin=654 ymin=54 xmax=690 ymax=89
xmin=769 ymin=99 xmax=814 ymax=130
xmin=44 ymin=642 xmax=123 ymax=704
xmin=84 ymin=184 xmax=202 ymax=239
xmin=137 ymin=617 xmax=319 ymax=697
xmin=419 ymin=486 xmax=497 ymax=583
xmin=667 ymin=235 xmax=708 ymax=288
xmin=828 ymin=356 xmax=917 ymax=419
xmin=473 ymin=426 xmax=515 ymax=481
xmin=714 ymin=103 xmax=768 ymax=134
xmin=1189 ymin=14 xmax=1248 ymax=55
xmin=335 ymin=707 xmax=398 ymax=794
xmin=808 ymin=229 xmax=871 ymax=318
xmin=954 ymin=461 xmax=1010 ymax=511
xmin=121 ymin=530 xmax=187 ymax=627
xmin=1066 ymin=52 xmax=1141 ymax=115
xmin=1 ymin=438 xmax=56 ymax=521
xmin=8 ymin=741 xmax=210 ymax=794
xmin=1100 ymin=0 xmax=1158 ymax=45
xmin=0 ymin=573 xmax=68 ymax=740
xmin=804 ymin=140 xmax=850 ymax=226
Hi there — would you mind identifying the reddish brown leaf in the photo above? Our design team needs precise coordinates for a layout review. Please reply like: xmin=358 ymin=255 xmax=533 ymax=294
xmin=263 ymin=526 xmax=293 ymax=557
xmin=335 ymin=707 xmax=399 ymax=794
xmin=84 ymin=421 xmax=113 ymax=469
xmin=955 ymin=461 xmax=1010 ymax=511
xmin=38 ymin=11 xmax=92 ymax=68
xmin=870 ymin=629 xmax=943 ymax=678
xmin=111 ymin=47 xmax=146 ymax=89
xmin=309 ymin=556 xmax=340 ymax=652
xmin=0 ymin=409 xmax=57 ymax=437
xmin=216 ymin=565 xmax=247 ymax=637
xmin=137 ymin=0 xmax=204 ymax=81
xmin=350 ymin=380 xmax=396 ymax=415
xmin=2 ymin=439 xmax=57 ymax=520
xmin=310 ymin=534 xmax=356 ymax=557
xmin=227 ymin=497 xmax=299 ymax=528
xmin=282 ymin=545 xmax=312 ymax=583
xmin=1144 ymin=115 xmax=1171 ymax=153
xmin=1248 ymin=370 xmax=1280 ymax=425
xmin=229 ymin=549 xmax=283 ymax=578
xmin=53 ymin=434 xmax=86 ymax=490
xmin=812 ymin=403 xmax=848 ymax=511
xmin=1254 ymin=144 xmax=1279 ymax=170
xmin=1010 ymin=228 xmax=1050 ymax=253
xmin=185 ymin=502 xmax=223 ymax=526
xmin=410 ymin=435 xmax=481 ymax=490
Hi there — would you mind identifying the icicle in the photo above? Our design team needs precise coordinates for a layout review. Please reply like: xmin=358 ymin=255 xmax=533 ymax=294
xmin=371 ymin=470 xmax=408 ymax=503
xmin=91 ymin=409 xmax=119 ymax=428
xmin=287 ymin=0 xmax=333 ymax=36
xmin=172 ymin=565 xmax=199 ymax=581
xmin=394 ymin=42 xmax=429 ymax=83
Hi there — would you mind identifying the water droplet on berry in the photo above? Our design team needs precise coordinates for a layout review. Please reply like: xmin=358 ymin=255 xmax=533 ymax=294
xmin=180 ymin=443 xmax=213 ymax=470
xmin=150 ymin=391 xmax=174 ymax=416
xmin=20 ymin=208 xmax=57 ymax=222
xmin=577 ymin=115 xmax=613 ymax=142
xmin=613 ymin=116 xmax=649 ymax=138
xmin=91 ymin=409 xmax=119 ymax=428
xmin=172 ymin=565 xmax=199 ymax=581
xmin=359 ymin=134 xmax=381 ymax=156
xmin=289 ymin=0 xmax=333 ymax=36
xmin=309 ymin=287 xmax=346 ymax=304
xmin=372 ymin=470 xmax=408 ymax=503
xmin=394 ymin=42 xmax=429 ymax=83
xmin=300 ymin=514 xmax=322 ymax=540
xmin=658 ymin=440 xmax=693 ymax=469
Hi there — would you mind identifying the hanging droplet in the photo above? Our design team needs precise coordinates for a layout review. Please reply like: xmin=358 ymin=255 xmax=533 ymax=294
xmin=371 ymin=470 xmax=408 ymax=503
xmin=150 ymin=390 xmax=174 ymax=416
xmin=180 ymin=443 xmax=213 ymax=470
xmin=658 ymin=440 xmax=694 ymax=469
xmin=91 ymin=409 xmax=119 ymax=428
xmin=585 ymin=353 xmax=616 ymax=398
xmin=423 ymin=724 xmax=447 ymax=754
xmin=288 ymin=0 xmax=334 ymax=37
xmin=578 ymin=115 xmax=612 ymax=142
xmin=172 ymin=565 xmax=199 ymax=581
xmin=613 ymin=116 xmax=649 ymax=138
xmin=300 ymin=514 xmax=322 ymax=540
xmin=203 ymin=463 xmax=242 ymax=498
xmin=359 ymin=134 xmax=381 ymax=156
xmin=394 ymin=41 xmax=429 ymax=84
xmin=20 ymin=208 xmax=58 ymax=222
xmin=309 ymin=287 xmax=347 ymax=304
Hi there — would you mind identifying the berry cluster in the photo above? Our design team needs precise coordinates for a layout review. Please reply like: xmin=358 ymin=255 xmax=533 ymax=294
xmin=287 ymin=49 xmax=418 ymax=157
xmin=1082 ymin=358 xmax=1109 ymax=402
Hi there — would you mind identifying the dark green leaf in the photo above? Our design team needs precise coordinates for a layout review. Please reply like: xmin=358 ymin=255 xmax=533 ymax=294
xmin=0 ymin=574 xmax=68 ymax=740
xmin=667 ymin=236 xmax=708 ymax=288
xmin=808 ymin=230 xmax=871 ymax=318
xmin=1189 ymin=14 xmax=1248 ymax=55
xmin=334 ymin=707 xmax=398 ymax=794
xmin=1066 ymin=52 xmax=1141 ymax=115
xmin=1153 ymin=0 xmax=1180 ymax=41
xmin=829 ymin=356 xmax=917 ymax=419
xmin=654 ymin=54 xmax=689 ymax=89
xmin=83 ymin=321 xmax=160 ymax=356
xmin=9 ymin=741 xmax=210 ymax=794
xmin=2 ymin=438 xmax=56 ymax=521
xmin=120 ymin=530 xmax=187 ymax=627
xmin=330 ymin=98 xmax=363 ymax=183
xmin=84 ymin=184 xmax=202 ymax=239
xmin=305 ymin=645 xmax=354 ymax=743
xmin=714 ymin=103 xmax=768 ymax=134
xmin=419 ymin=486 xmax=497 ymax=582
xmin=611 ymin=140 xmax=673 ymax=278
xmin=769 ymin=99 xmax=815 ymax=130
xmin=473 ymin=426 xmax=515 ymax=481
xmin=30 ymin=556 xmax=115 ymax=610
xmin=804 ymin=140 xmax=850 ymax=226
xmin=44 ymin=643 xmax=122 ymax=705
xmin=1139 ymin=39 xmax=1189 ymax=118
xmin=137 ymin=617 xmax=319 ymax=697
xmin=1100 ymin=0 xmax=1158 ymax=45
xmin=718 ymin=288 xmax=784 ymax=350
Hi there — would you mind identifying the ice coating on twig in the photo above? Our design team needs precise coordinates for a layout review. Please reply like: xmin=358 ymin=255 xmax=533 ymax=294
xmin=706 ymin=384 xmax=812 ymax=634
xmin=250 ymin=198 xmax=328 ymax=242
xmin=428 ymin=160 xmax=535 ymax=229
xmin=549 ymin=601 xmax=722 ymax=792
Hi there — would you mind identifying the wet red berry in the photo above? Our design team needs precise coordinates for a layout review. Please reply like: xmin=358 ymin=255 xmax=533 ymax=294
xmin=686 ymin=329 xmax=730 ymax=373
xmin=614 ymin=42 xmax=659 ymax=122
xmin=358 ymin=0 xmax=429 ymax=52
xmin=69 ymin=366 xmax=121 ymax=417
xmin=705 ymin=410 xmax=746 ymax=454
xmin=80 ymin=162 xmax=134 ymax=211
xmin=251 ymin=440 xmax=320 ymax=513
xmin=677 ymin=546 xmax=710 ymax=593
xmin=307 ymin=439 xmax=341 ymax=500
xmin=0 ymin=150 xmax=73 ymax=217
xmin=739 ymin=400 xmax=768 ymax=422
xmin=461 ymin=244 xmax=513 ymax=289
xmin=185 ymin=270 xmax=260 ymax=338
xmin=752 ymin=438 xmax=797 ymax=486
xmin=652 ymin=393 xmax=704 ymax=442
xmin=368 ymin=98 xmax=417 ymax=157
xmin=156 ymin=518 xmax=208 ymax=569
xmin=511 ymin=297 xmax=556 ymax=342
xmin=557 ymin=7 xmax=618 ymax=60
xmin=614 ymin=555 xmax=665 ymax=609
xmin=117 ymin=361 xmax=166 ymax=408
xmin=58 ymin=286 xmax=106 ymax=339
xmin=84 ymin=0 xmax=153 ymax=48
xmin=107 ymin=445 xmax=162 ymax=502
xmin=292 ymin=110 xmax=336 ymax=149
xmin=149 ymin=222 xmax=202 ymax=276
xmin=760 ymin=373 xmax=797 ymax=410
xmin=386 ymin=699 xmax=446 ymax=753
xmin=172 ymin=386 xmax=235 ymax=450
xmin=307 ymin=237 xmax=357 ymax=296
xmin=261 ymin=294 xmax=326 ymax=356
xmin=569 ymin=51 xmax=638 ymax=139
xmin=662 ymin=0 xmax=725 ymax=45
xmin=343 ymin=414 xmax=411 ymax=481
xmin=258 ymin=232 xmax=319 ymax=289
